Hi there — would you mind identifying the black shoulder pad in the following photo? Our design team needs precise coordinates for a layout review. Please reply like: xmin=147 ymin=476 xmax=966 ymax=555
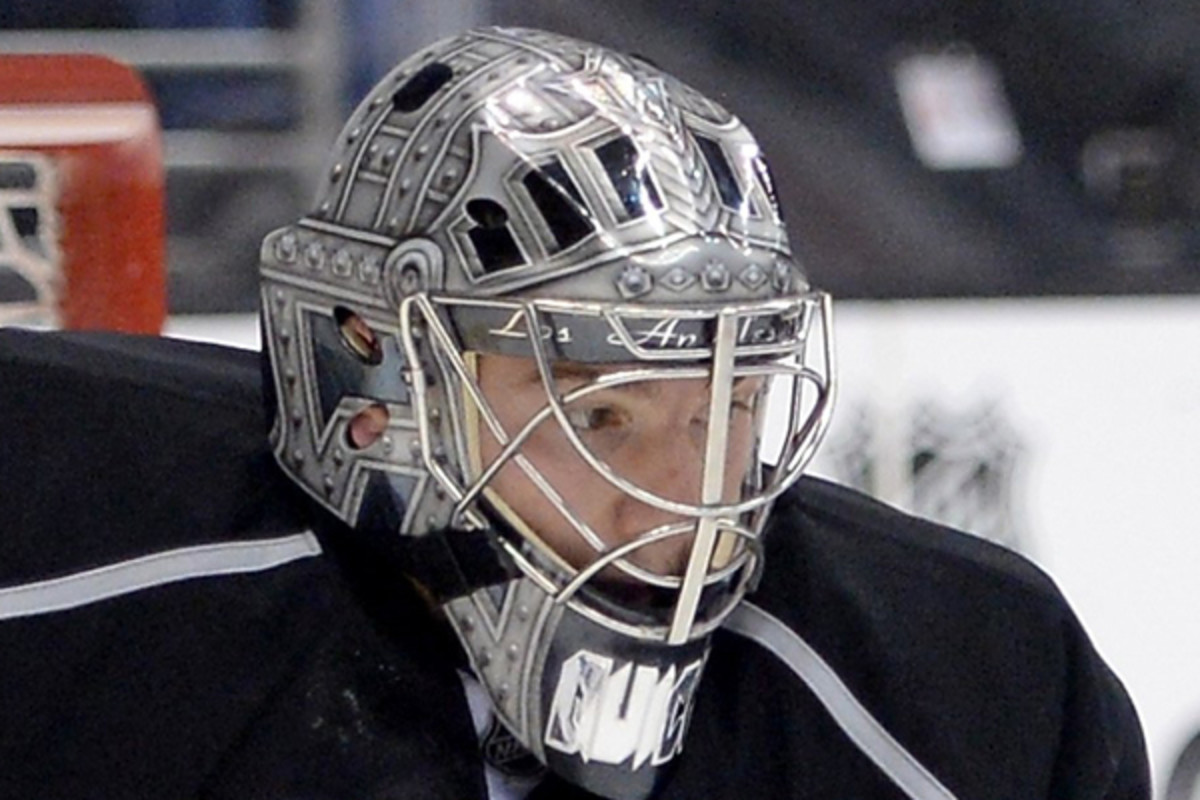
xmin=0 ymin=330 xmax=307 ymax=583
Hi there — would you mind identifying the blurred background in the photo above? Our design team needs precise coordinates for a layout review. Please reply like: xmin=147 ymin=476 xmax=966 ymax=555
xmin=2 ymin=1 xmax=1198 ymax=796
xmin=4 ymin=0 xmax=1198 ymax=310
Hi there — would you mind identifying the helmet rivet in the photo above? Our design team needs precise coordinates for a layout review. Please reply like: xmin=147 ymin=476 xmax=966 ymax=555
xmin=663 ymin=266 xmax=695 ymax=292
xmin=427 ymin=407 xmax=441 ymax=423
xmin=304 ymin=242 xmax=325 ymax=270
xmin=274 ymin=232 xmax=299 ymax=263
xmin=330 ymin=163 xmax=344 ymax=181
xmin=332 ymin=249 xmax=355 ymax=277
xmin=332 ymin=448 xmax=345 ymax=466
xmin=460 ymin=615 xmax=475 ymax=632
xmin=772 ymin=260 xmax=794 ymax=292
xmin=347 ymin=127 xmax=362 ymax=144
xmin=322 ymin=474 xmax=335 ymax=493
xmin=497 ymin=683 xmax=511 ymax=701
xmin=740 ymin=262 xmax=769 ymax=290
xmin=284 ymin=368 xmax=298 ymax=386
xmin=479 ymin=649 xmax=492 ymax=667
xmin=617 ymin=265 xmax=653 ymax=298
xmin=359 ymin=258 xmax=382 ymax=284
xmin=382 ymin=147 xmax=398 ymax=166
xmin=370 ymin=95 xmax=384 ymax=110
xmin=291 ymin=449 xmax=304 ymax=465
xmin=516 ymin=605 xmax=530 ymax=621
xmin=291 ymin=408 xmax=303 ymax=427
xmin=701 ymin=261 xmax=731 ymax=292
xmin=506 ymin=644 xmax=520 ymax=661
xmin=382 ymin=435 xmax=395 ymax=454
xmin=398 ymin=264 xmax=423 ymax=295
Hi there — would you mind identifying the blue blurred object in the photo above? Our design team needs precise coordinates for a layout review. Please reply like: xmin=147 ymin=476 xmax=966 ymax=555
xmin=126 ymin=0 xmax=270 ymax=28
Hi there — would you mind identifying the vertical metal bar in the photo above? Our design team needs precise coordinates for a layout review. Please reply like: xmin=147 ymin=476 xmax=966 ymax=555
xmin=668 ymin=311 xmax=738 ymax=644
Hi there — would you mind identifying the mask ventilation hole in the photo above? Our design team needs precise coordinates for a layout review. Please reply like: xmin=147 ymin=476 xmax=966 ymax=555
xmin=392 ymin=62 xmax=453 ymax=112
xmin=694 ymin=135 xmax=744 ymax=209
xmin=347 ymin=403 xmax=389 ymax=450
xmin=523 ymin=160 xmax=592 ymax=251
xmin=334 ymin=306 xmax=383 ymax=365
xmin=466 ymin=199 xmax=525 ymax=273
xmin=595 ymin=136 xmax=663 ymax=220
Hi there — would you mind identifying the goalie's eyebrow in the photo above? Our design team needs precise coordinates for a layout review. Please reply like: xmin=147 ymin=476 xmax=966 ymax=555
xmin=547 ymin=361 xmax=601 ymax=382
xmin=543 ymin=361 xmax=655 ymax=398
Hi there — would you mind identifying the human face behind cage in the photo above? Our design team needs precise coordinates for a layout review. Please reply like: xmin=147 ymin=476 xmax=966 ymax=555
xmin=399 ymin=292 xmax=832 ymax=645
xmin=474 ymin=352 xmax=763 ymax=577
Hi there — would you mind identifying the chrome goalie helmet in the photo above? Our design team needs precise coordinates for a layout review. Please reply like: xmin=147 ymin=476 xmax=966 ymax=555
xmin=260 ymin=27 xmax=833 ymax=799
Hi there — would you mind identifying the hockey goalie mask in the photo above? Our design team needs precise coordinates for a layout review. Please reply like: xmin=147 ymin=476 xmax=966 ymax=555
xmin=261 ymin=27 xmax=833 ymax=800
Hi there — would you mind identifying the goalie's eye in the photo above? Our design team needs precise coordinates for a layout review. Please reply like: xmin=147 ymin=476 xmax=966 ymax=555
xmin=565 ymin=405 xmax=630 ymax=433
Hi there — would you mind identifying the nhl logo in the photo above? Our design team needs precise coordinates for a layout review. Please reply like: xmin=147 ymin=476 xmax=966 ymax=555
xmin=822 ymin=400 xmax=1026 ymax=553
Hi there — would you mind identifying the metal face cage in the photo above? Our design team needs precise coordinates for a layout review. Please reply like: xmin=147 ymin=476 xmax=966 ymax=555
xmin=398 ymin=290 xmax=835 ymax=645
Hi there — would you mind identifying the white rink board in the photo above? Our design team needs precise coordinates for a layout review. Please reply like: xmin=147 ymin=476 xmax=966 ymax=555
xmin=806 ymin=296 xmax=1200 ymax=796
xmin=167 ymin=297 xmax=1200 ymax=795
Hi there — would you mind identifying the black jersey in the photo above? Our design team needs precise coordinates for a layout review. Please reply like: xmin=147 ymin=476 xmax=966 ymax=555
xmin=0 ymin=329 xmax=1148 ymax=799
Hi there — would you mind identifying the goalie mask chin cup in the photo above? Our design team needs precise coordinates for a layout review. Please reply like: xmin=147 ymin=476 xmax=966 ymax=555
xmin=260 ymin=27 xmax=834 ymax=800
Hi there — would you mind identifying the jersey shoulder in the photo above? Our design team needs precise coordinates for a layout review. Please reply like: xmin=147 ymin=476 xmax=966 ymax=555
xmin=758 ymin=474 xmax=1070 ymax=623
xmin=0 ymin=329 xmax=306 ymax=584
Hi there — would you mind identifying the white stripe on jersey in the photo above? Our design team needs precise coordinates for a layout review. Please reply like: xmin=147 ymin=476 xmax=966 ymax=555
xmin=725 ymin=601 xmax=960 ymax=800
xmin=0 ymin=532 xmax=321 ymax=620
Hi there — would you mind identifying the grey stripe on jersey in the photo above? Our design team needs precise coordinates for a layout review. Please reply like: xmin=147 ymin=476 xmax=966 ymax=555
xmin=725 ymin=601 xmax=959 ymax=800
xmin=0 ymin=532 xmax=322 ymax=621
